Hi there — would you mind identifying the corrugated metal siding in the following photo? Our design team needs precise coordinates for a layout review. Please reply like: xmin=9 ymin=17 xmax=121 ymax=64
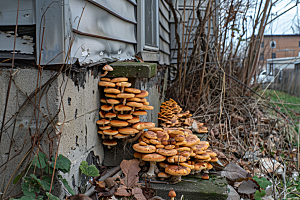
xmin=70 ymin=0 xmax=137 ymax=65
xmin=159 ymin=0 xmax=170 ymax=65
xmin=0 ymin=0 xmax=35 ymax=26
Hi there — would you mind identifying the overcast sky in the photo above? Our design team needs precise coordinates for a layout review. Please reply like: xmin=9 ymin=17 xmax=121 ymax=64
xmin=264 ymin=0 xmax=298 ymax=35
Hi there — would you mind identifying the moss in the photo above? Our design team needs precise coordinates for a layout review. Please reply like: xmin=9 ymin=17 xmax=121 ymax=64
xmin=107 ymin=62 xmax=157 ymax=78
xmin=151 ymin=176 xmax=228 ymax=200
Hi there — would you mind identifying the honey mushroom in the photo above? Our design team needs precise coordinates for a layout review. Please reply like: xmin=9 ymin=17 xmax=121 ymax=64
xmin=101 ymin=65 xmax=113 ymax=77
xmin=102 ymin=140 xmax=117 ymax=149
xmin=115 ymin=82 xmax=132 ymax=93
xmin=98 ymin=81 xmax=115 ymax=88
xmin=106 ymin=99 xmax=120 ymax=113
xmin=126 ymin=102 xmax=143 ymax=114
xmin=101 ymin=77 xmax=111 ymax=82
xmin=115 ymin=105 xmax=132 ymax=114
xmin=117 ymin=93 xmax=135 ymax=105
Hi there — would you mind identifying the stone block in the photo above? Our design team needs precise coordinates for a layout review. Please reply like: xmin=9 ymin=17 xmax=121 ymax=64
xmin=151 ymin=176 xmax=228 ymax=200
xmin=108 ymin=62 xmax=157 ymax=78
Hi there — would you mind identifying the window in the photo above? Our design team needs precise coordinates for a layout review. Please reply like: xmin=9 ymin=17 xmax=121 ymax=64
xmin=145 ymin=0 xmax=158 ymax=47
xmin=259 ymin=53 xmax=264 ymax=60
xmin=270 ymin=40 xmax=276 ymax=49
xmin=269 ymin=63 xmax=273 ymax=75
xmin=271 ymin=52 xmax=276 ymax=59
xmin=261 ymin=41 xmax=264 ymax=48
xmin=137 ymin=0 xmax=159 ymax=52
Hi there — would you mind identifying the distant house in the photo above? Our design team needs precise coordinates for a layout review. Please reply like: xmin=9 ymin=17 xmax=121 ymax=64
xmin=259 ymin=34 xmax=300 ymax=64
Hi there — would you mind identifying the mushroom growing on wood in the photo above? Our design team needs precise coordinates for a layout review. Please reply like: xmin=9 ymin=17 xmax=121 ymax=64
xmin=103 ymin=140 xmax=117 ymax=149
xmin=135 ymin=90 xmax=148 ymax=98
xmin=101 ymin=105 xmax=113 ymax=112
xmin=142 ymin=153 xmax=166 ymax=178
xmin=116 ymin=82 xmax=131 ymax=93
xmin=126 ymin=102 xmax=143 ymax=113
xmin=106 ymin=99 xmax=120 ymax=113
xmin=124 ymin=88 xmax=141 ymax=94
xmin=168 ymin=189 xmax=176 ymax=200
xmin=158 ymin=172 xmax=170 ymax=180
xmin=127 ymin=117 xmax=140 ymax=124
xmin=111 ymin=77 xmax=128 ymax=83
xmin=99 ymin=111 xmax=106 ymax=118
xmin=132 ymin=110 xmax=147 ymax=116
xmin=117 ymin=114 xmax=133 ymax=120
xmin=105 ymin=113 xmax=116 ymax=120
xmin=96 ymin=119 xmax=110 ymax=126
xmin=101 ymin=65 xmax=113 ymax=77
xmin=98 ymin=81 xmax=115 ymax=88
xmin=104 ymin=88 xmax=121 ymax=94
xmin=105 ymin=93 xmax=117 ymax=98
xmin=117 ymin=93 xmax=135 ymax=105
xmin=110 ymin=120 xmax=129 ymax=127
xmin=103 ymin=129 xmax=118 ymax=139
xmin=101 ymin=77 xmax=111 ymax=82
xmin=115 ymin=105 xmax=132 ymax=114
xmin=118 ymin=127 xmax=139 ymax=135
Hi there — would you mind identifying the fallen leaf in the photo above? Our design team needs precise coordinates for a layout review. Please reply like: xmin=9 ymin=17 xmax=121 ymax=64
xmin=120 ymin=159 xmax=141 ymax=188
xmin=221 ymin=162 xmax=250 ymax=181
xmin=132 ymin=187 xmax=147 ymax=200
xmin=237 ymin=179 xmax=259 ymax=194
xmin=115 ymin=188 xmax=132 ymax=197
xmin=227 ymin=185 xmax=240 ymax=200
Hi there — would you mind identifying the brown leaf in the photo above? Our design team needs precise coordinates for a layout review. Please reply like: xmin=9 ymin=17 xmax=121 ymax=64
xmin=120 ymin=159 xmax=141 ymax=188
xmin=221 ymin=162 xmax=251 ymax=181
xmin=95 ymin=180 xmax=106 ymax=188
xmin=132 ymin=187 xmax=147 ymax=200
xmin=237 ymin=179 xmax=259 ymax=194
xmin=115 ymin=187 xmax=132 ymax=197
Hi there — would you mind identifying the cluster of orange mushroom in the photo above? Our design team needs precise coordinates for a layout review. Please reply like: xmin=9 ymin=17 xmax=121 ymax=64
xmin=133 ymin=127 xmax=218 ymax=181
xmin=96 ymin=65 xmax=155 ymax=148
xmin=158 ymin=99 xmax=193 ymax=128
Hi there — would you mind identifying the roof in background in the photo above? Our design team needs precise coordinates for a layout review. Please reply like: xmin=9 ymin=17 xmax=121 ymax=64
xmin=264 ymin=34 xmax=300 ymax=37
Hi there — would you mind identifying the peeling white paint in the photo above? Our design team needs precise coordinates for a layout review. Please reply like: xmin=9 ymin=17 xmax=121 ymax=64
xmin=0 ymin=31 xmax=34 ymax=54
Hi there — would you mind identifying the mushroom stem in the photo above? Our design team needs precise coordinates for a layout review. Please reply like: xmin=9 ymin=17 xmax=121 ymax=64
xmin=101 ymin=71 xmax=108 ymax=77
xmin=112 ymin=105 xmax=115 ymax=113
xmin=122 ymin=98 xmax=127 ymax=105
xmin=130 ymin=107 xmax=135 ymax=114
xmin=147 ymin=162 xmax=156 ymax=178
xmin=121 ymin=86 xmax=125 ymax=93
xmin=109 ymin=135 xmax=113 ymax=139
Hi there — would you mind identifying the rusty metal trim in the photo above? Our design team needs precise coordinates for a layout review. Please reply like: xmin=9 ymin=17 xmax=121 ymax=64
xmin=88 ymin=0 xmax=137 ymax=24
xmin=73 ymin=29 xmax=137 ymax=44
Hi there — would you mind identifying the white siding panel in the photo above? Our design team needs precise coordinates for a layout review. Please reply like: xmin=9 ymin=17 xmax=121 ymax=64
xmin=70 ymin=0 xmax=136 ymax=43
xmin=72 ymin=34 xmax=135 ymax=64
xmin=159 ymin=12 xmax=170 ymax=33
xmin=90 ymin=0 xmax=136 ymax=22
xmin=159 ymin=38 xmax=170 ymax=54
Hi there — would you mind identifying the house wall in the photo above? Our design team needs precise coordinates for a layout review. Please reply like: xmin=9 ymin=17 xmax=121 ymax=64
xmin=159 ymin=0 xmax=171 ymax=65
xmin=261 ymin=35 xmax=300 ymax=62
xmin=70 ymin=0 xmax=137 ymax=65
